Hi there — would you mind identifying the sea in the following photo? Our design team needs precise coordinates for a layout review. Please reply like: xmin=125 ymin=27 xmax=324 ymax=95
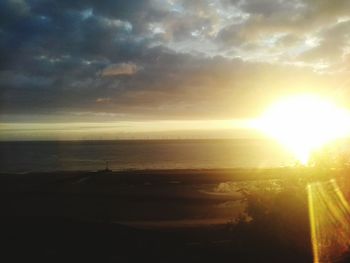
xmin=0 ymin=139 xmax=307 ymax=173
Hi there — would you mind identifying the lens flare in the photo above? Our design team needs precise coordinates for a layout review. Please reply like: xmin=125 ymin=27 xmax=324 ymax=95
xmin=307 ymin=179 xmax=350 ymax=262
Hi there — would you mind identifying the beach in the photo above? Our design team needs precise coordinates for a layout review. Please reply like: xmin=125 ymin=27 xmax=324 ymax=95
xmin=0 ymin=167 xmax=335 ymax=226
xmin=2 ymin=167 xmax=339 ymax=262
xmin=3 ymin=167 xmax=350 ymax=262
xmin=1 ymin=168 xmax=268 ymax=225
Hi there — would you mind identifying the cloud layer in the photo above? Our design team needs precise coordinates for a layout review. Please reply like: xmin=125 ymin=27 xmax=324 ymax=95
xmin=1 ymin=0 xmax=350 ymax=123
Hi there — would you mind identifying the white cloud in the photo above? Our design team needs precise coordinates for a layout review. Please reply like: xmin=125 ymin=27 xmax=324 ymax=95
xmin=101 ymin=62 xmax=139 ymax=77
xmin=96 ymin=97 xmax=111 ymax=103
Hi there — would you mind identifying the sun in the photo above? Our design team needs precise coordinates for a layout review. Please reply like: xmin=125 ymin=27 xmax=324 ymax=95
xmin=254 ymin=94 xmax=350 ymax=164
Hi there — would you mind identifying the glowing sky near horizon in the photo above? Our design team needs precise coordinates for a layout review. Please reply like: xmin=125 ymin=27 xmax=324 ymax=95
xmin=0 ymin=119 xmax=256 ymax=140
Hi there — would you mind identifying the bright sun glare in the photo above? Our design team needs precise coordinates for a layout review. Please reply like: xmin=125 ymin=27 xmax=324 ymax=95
xmin=255 ymin=94 xmax=350 ymax=164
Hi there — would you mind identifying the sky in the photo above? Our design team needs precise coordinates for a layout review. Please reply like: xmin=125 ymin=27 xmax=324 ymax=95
xmin=1 ymin=0 xmax=350 ymax=140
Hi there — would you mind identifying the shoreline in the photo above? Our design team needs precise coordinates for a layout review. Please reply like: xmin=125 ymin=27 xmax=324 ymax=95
xmin=0 ymin=165 xmax=341 ymax=181
xmin=0 ymin=165 xmax=309 ymax=175
xmin=0 ymin=165 xmax=296 ymax=175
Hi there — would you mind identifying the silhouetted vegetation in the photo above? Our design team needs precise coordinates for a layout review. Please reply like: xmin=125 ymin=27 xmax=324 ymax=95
xmin=227 ymin=177 xmax=312 ymax=262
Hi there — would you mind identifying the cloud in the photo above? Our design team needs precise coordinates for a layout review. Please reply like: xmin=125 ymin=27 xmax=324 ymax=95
xmin=1 ymin=0 xmax=350 ymax=123
xmin=96 ymin=97 xmax=112 ymax=103
xmin=101 ymin=62 xmax=139 ymax=77
xmin=298 ymin=20 xmax=350 ymax=64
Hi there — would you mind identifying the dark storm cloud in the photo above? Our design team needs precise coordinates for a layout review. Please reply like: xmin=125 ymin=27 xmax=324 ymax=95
xmin=1 ymin=0 xmax=350 ymax=121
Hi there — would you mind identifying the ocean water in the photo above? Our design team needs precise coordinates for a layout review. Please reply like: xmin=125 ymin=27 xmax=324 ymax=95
xmin=0 ymin=139 xmax=301 ymax=173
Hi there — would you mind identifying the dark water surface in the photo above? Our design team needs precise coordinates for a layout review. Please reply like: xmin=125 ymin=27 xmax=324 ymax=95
xmin=0 ymin=139 xmax=298 ymax=173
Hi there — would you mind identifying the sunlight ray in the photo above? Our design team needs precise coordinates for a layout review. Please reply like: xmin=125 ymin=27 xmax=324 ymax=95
xmin=308 ymin=180 xmax=350 ymax=262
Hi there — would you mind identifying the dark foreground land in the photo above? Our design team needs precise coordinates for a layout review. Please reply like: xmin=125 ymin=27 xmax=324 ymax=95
xmin=1 ymin=168 xmax=350 ymax=262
